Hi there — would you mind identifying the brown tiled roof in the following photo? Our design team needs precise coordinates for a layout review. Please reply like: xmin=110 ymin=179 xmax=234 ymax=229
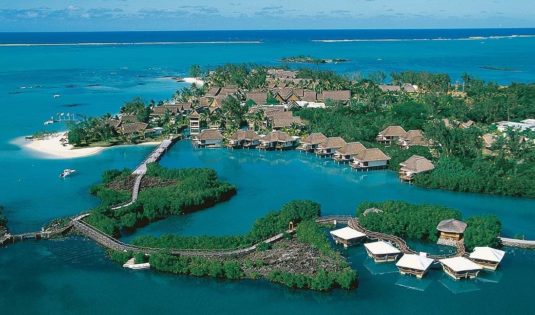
xmin=261 ymin=131 xmax=292 ymax=142
xmin=272 ymin=116 xmax=304 ymax=129
xmin=230 ymin=130 xmax=260 ymax=141
xmin=206 ymin=87 xmax=221 ymax=97
xmin=437 ymin=219 xmax=467 ymax=234
xmin=198 ymin=129 xmax=223 ymax=141
xmin=302 ymin=132 xmax=327 ymax=145
xmin=120 ymin=122 xmax=148 ymax=134
xmin=337 ymin=142 xmax=366 ymax=155
xmin=318 ymin=137 xmax=347 ymax=149
xmin=400 ymin=155 xmax=434 ymax=173
xmin=379 ymin=125 xmax=407 ymax=137
xmin=178 ymin=102 xmax=193 ymax=111
xmin=402 ymin=130 xmax=429 ymax=146
xmin=152 ymin=105 xmax=179 ymax=116
xmin=246 ymin=92 xmax=268 ymax=105
xmin=322 ymin=90 xmax=351 ymax=101
xmin=302 ymin=91 xmax=318 ymax=102
xmin=219 ymin=86 xmax=239 ymax=96
xmin=199 ymin=97 xmax=212 ymax=107
xmin=266 ymin=110 xmax=292 ymax=119
xmin=354 ymin=148 xmax=390 ymax=162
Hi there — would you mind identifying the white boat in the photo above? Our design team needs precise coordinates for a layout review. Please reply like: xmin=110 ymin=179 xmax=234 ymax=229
xmin=53 ymin=94 xmax=61 ymax=98
xmin=44 ymin=119 xmax=54 ymax=125
xmin=59 ymin=169 xmax=76 ymax=178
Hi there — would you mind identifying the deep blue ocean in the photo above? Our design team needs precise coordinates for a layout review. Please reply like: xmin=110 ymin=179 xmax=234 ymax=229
xmin=1 ymin=29 xmax=535 ymax=314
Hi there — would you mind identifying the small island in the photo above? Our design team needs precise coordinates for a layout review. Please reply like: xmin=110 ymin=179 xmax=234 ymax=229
xmin=281 ymin=55 xmax=349 ymax=64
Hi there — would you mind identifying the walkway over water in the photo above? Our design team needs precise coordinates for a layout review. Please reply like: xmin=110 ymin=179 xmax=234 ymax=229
xmin=111 ymin=138 xmax=176 ymax=210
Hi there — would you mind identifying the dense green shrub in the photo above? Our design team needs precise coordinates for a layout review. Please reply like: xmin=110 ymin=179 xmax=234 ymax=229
xmin=85 ymin=164 xmax=237 ymax=236
xmin=0 ymin=206 xmax=7 ymax=227
xmin=464 ymin=215 xmax=502 ymax=250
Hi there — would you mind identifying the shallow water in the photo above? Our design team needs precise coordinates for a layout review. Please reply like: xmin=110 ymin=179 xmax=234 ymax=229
xmin=1 ymin=31 xmax=535 ymax=314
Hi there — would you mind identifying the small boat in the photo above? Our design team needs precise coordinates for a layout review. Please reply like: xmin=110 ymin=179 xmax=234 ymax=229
xmin=53 ymin=94 xmax=61 ymax=98
xmin=59 ymin=169 xmax=76 ymax=179
xmin=44 ymin=119 xmax=55 ymax=125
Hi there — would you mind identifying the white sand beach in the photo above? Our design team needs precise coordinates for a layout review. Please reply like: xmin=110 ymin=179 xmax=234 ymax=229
xmin=13 ymin=133 xmax=162 ymax=159
xmin=13 ymin=133 xmax=105 ymax=159
xmin=183 ymin=77 xmax=205 ymax=86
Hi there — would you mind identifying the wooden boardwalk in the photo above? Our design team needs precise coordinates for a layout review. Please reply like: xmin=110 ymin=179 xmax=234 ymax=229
xmin=499 ymin=237 xmax=535 ymax=249
xmin=111 ymin=138 xmax=176 ymax=210
xmin=72 ymin=217 xmax=294 ymax=258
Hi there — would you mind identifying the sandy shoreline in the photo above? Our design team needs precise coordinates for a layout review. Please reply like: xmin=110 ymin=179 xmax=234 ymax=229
xmin=12 ymin=133 xmax=160 ymax=159
xmin=182 ymin=77 xmax=205 ymax=86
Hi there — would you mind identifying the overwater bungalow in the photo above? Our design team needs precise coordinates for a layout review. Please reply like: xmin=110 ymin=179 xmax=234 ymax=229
xmin=364 ymin=241 xmax=401 ymax=263
xmin=396 ymin=253 xmax=434 ymax=278
xmin=350 ymin=148 xmax=391 ymax=170
xmin=437 ymin=219 xmax=467 ymax=243
xmin=227 ymin=130 xmax=260 ymax=149
xmin=194 ymin=129 xmax=223 ymax=148
xmin=469 ymin=247 xmax=506 ymax=271
xmin=330 ymin=227 xmax=366 ymax=248
xmin=399 ymin=155 xmax=435 ymax=181
xmin=333 ymin=142 xmax=366 ymax=163
xmin=258 ymin=131 xmax=298 ymax=150
xmin=376 ymin=125 xmax=407 ymax=145
xmin=398 ymin=129 xmax=429 ymax=149
xmin=315 ymin=137 xmax=347 ymax=157
xmin=439 ymin=257 xmax=482 ymax=280
xmin=297 ymin=132 xmax=328 ymax=152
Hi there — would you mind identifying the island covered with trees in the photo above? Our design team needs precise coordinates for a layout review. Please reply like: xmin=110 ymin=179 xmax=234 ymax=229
xmin=85 ymin=164 xmax=237 ymax=237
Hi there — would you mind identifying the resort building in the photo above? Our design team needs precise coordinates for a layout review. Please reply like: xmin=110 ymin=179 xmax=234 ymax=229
xmin=315 ymin=137 xmax=347 ymax=157
xmin=258 ymin=131 xmax=299 ymax=150
xmin=439 ymin=257 xmax=482 ymax=280
xmin=469 ymin=247 xmax=506 ymax=271
xmin=398 ymin=129 xmax=429 ymax=148
xmin=333 ymin=142 xmax=366 ymax=163
xmin=119 ymin=122 xmax=148 ymax=137
xmin=321 ymin=90 xmax=351 ymax=103
xmin=330 ymin=227 xmax=366 ymax=248
xmin=350 ymin=148 xmax=391 ymax=170
xmin=245 ymin=91 xmax=268 ymax=106
xmin=274 ymin=88 xmax=304 ymax=103
xmin=297 ymin=132 xmax=328 ymax=152
xmin=395 ymin=253 xmax=434 ymax=278
xmin=189 ymin=111 xmax=201 ymax=136
xmin=399 ymin=155 xmax=435 ymax=181
xmin=376 ymin=125 xmax=408 ymax=145
xmin=378 ymin=84 xmax=418 ymax=94
xmin=194 ymin=129 xmax=223 ymax=148
xmin=227 ymin=130 xmax=260 ymax=149
xmin=436 ymin=219 xmax=467 ymax=243
xmin=364 ymin=241 xmax=402 ymax=263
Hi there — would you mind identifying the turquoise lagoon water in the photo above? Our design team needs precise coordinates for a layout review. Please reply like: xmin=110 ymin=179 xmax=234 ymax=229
xmin=1 ymin=32 xmax=535 ymax=314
